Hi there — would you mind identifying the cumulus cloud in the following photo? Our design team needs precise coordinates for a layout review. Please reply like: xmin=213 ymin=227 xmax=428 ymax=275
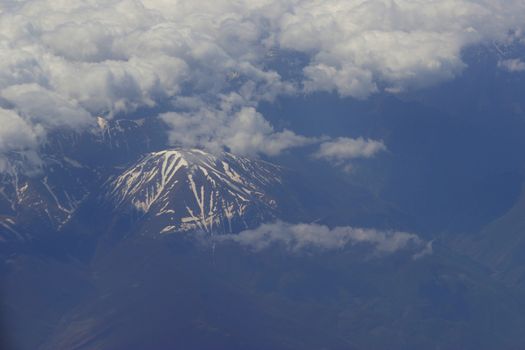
xmin=0 ymin=0 xmax=295 ymax=164
xmin=1 ymin=84 xmax=92 ymax=129
xmin=498 ymin=58 xmax=525 ymax=72
xmin=278 ymin=0 xmax=525 ymax=97
xmin=161 ymin=97 xmax=315 ymax=157
xmin=215 ymin=221 xmax=430 ymax=258
xmin=0 ymin=0 xmax=524 ymax=166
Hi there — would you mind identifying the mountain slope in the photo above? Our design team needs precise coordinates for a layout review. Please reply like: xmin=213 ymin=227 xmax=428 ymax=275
xmin=0 ymin=160 xmax=94 ymax=241
xmin=456 ymin=183 xmax=525 ymax=289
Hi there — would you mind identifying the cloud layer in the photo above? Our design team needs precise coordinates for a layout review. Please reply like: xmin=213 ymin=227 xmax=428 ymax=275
xmin=216 ymin=221 xmax=431 ymax=258
xmin=0 ymin=0 xmax=524 ymax=166
xmin=279 ymin=0 xmax=525 ymax=97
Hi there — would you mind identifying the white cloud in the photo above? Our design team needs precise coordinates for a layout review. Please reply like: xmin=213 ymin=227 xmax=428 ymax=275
xmin=413 ymin=241 xmax=434 ymax=260
xmin=0 ymin=108 xmax=43 ymax=172
xmin=278 ymin=0 xmax=525 ymax=97
xmin=0 ymin=108 xmax=41 ymax=151
xmin=313 ymin=137 xmax=386 ymax=171
xmin=0 ymin=0 xmax=297 ymax=162
xmin=215 ymin=221 xmax=430 ymax=258
xmin=1 ymin=84 xmax=92 ymax=129
xmin=0 ymin=0 xmax=524 ymax=166
xmin=315 ymin=137 xmax=386 ymax=160
xmin=161 ymin=99 xmax=315 ymax=157
xmin=498 ymin=58 xmax=525 ymax=72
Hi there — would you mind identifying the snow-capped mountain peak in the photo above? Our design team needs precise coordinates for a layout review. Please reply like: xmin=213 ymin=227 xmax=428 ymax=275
xmin=105 ymin=149 xmax=283 ymax=235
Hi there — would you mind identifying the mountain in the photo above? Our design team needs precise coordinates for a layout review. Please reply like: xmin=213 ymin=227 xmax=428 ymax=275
xmin=0 ymin=115 xmax=397 ymax=244
xmin=454 ymin=182 xmax=525 ymax=290
xmin=103 ymin=149 xmax=283 ymax=236
xmin=0 ymin=118 xmax=309 ymax=244
xmin=0 ymin=116 xmax=171 ymax=242
xmin=0 ymin=155 xmax=94 ymax=242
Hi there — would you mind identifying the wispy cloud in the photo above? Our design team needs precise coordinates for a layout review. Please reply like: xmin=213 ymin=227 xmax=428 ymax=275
xmin=498 ymin=58 xmax=525 ymax=72
xmin=313 ymin=137 xmax=386 ymax=171
xmin=214 ymin=221 xmax=431 ymax=259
